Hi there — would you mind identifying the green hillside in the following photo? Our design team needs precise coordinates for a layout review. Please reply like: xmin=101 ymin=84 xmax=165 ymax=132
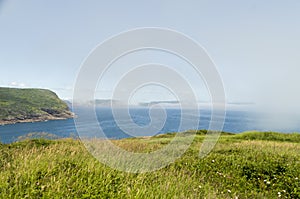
xmin=0 ymin=131 xmax=300 ymax=198
xmin=0 ymin=87 xmax=73 ymax=124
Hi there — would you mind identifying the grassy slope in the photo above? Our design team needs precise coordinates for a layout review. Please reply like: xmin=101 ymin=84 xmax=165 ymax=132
xmin=0 ymin=131 xmax=300 ymax=198
xmin=0 ymin=87 xmax=72 ymax=122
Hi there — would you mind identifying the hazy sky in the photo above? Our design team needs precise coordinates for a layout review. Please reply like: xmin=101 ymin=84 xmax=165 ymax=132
xmin=0 ymin=1 xmax=300 ymax=116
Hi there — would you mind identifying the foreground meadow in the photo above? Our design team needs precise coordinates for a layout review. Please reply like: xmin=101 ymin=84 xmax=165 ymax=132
xmin=0 ymin=131 xmax=300 ymax=198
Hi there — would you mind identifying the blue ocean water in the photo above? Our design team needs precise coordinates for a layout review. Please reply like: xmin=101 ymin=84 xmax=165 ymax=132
xmin=0 ymin=108 xmax=295 ymax=143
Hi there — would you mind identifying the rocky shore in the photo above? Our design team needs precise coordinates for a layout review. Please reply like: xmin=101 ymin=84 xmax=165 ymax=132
xmin=0 ymin=111 xmax=75 ymax=125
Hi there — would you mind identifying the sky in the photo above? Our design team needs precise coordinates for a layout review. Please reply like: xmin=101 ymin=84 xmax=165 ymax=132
xmin=0 ymin=0 xmax=300 ymax=121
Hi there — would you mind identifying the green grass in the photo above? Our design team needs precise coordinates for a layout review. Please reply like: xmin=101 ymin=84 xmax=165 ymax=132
xmin=232 ymin=131 xmax=300 ymax=142
xmin=0 ymin=87 xmax=72 ymax=122
xmin=0 ymin=131 xmax=300 ymax=198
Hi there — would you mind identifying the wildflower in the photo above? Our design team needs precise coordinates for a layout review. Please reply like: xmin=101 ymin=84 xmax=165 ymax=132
xmin=266 ymin=181 xmax=271 ymax=185
xmin=278 ymin=192 xmax=281 ymax=197
xmin=212 ymin=160 xmax=215 ymax=163
xmin=228 ymin=189 xmax=231 ymax=193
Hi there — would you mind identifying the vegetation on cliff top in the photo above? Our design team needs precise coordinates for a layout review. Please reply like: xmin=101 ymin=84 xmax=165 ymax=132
xmin=0 ymin=131 xmax=299 ymax=198
xmin=0 ymin=87 xmax=73 ymax=124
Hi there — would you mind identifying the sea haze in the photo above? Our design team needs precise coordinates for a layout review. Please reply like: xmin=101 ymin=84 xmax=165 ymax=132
xmin=0 ymin=107 xmax=298 ymax=144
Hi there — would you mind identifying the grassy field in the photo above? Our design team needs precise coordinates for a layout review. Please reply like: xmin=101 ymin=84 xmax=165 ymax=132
xmin=0 ymin=131 xmax=300 ymax=198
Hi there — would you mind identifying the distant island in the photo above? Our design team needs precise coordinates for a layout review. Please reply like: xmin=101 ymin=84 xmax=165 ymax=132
xmin=0 ymin=87 xmax=74 ymax=125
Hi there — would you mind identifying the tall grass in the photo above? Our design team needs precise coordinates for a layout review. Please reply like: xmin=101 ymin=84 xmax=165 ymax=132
xmin=0 ymin=131 xmax=300 ymax=198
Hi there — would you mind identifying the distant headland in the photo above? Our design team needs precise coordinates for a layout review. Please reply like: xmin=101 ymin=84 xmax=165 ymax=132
xmin=0 ymin=87 xmax=74 ymax=125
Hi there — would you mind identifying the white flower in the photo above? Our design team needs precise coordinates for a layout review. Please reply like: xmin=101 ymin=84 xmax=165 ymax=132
xmin=266 ymin=181 xmax=271 ymax=185
xmin=228 ymin=189 xmax=231 ymax=193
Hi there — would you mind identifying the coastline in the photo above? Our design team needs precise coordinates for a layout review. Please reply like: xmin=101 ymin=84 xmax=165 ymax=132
xmin=0 ymin=113 xmax=75 ymax=126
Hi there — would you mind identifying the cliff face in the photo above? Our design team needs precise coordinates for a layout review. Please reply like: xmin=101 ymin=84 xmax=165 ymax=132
xmin=0 ymin=87 xmax=74 ymax=125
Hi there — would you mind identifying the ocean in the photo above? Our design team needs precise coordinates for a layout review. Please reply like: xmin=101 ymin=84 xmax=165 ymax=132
xmin=0 ymin=107 xmax=297 ymax=143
